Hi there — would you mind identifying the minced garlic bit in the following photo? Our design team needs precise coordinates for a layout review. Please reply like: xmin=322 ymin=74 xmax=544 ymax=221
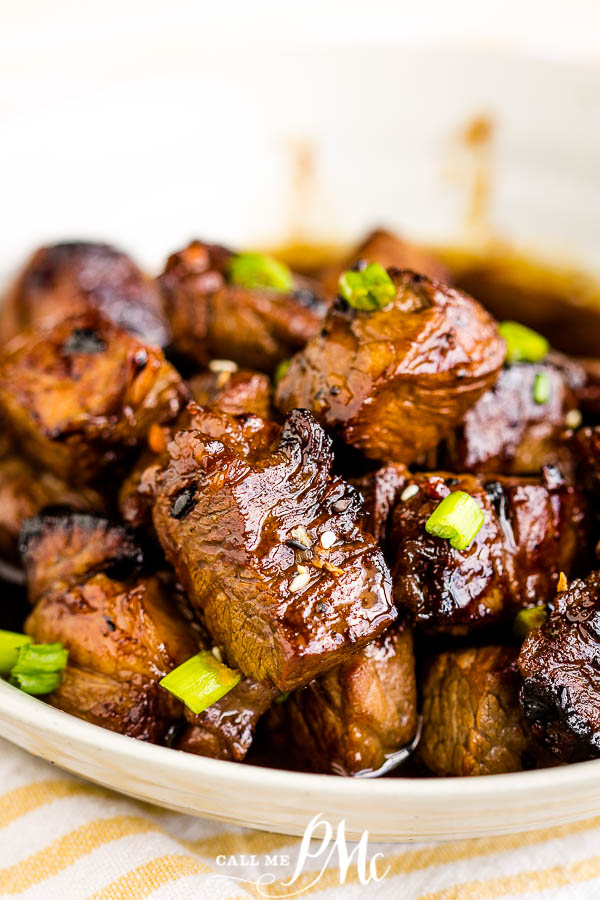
xmin=216 ymin=370 xmax=232 ymax=389
xmin=323 ymin=560 xmax=344 ymax=576
xmin=289 ymin=572 xmax=311 ymax=592
xmin=296 ymin=563 xmax=309 ymax=574
xmin=565 ymin=409 xmax=582 ymax=430
xmin=290 ymin=525 xmax=312 ymax=549
xmin=209 ymin=359 xmax=239 ymax=374
xmin=320 ymin=531 xmax=337 ymax=550
xmin=400 ymin=484 xmax=419 ymax=502
xmin=211 ymin=646 xmax=223 ymax=662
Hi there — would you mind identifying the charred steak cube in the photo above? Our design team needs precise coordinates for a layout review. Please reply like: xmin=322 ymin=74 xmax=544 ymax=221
xmin=159 ymin=240 xmax=331 ymax=372
xmin=0 ymin=310 xmax=188 ymax=484
xmin=188 ymin=366 xmax=272 ymax=420
xmin=22 ymin=512 xmax=198 ymax=742
xmin=275 ymin=269 xmax=505 ymax=463
xmin=1 ymin=241 xmax=169 ymax=347
xmin=518 ymin=571 xmax=600 ymax=762
xmin=389 ymin=468 xmax=587 ymax=634
xmin=149 ymin=407 xmax=396 ymax=691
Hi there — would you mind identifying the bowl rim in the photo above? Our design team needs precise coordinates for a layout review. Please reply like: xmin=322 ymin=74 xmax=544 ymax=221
xmin=2 ymin=677 xmax=599 ymax=799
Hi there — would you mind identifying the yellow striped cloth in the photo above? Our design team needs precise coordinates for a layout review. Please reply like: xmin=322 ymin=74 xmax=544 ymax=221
xmin=1 ymin=737 xmax=600 ymax=900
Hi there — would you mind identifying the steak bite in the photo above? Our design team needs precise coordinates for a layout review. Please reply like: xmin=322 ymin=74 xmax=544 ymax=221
xmin=0 ymin=310 xmax=188 ymax=484
xmin=176 ymin=675 xmax=277 ymax=762
xmin=389 ymin=467 xmax=587 ymax=634
xmin=0 ymin=457 xmax=105 ymax=563
xmin=150 ymin=407 xmax=396 ymax=691
xmin=268 ymin=623 xmax=417 ymax=776
xmin=319 ymin=228 xmax=452 ymax=294
xmin=443 ymin=358 xmax=582 ymax=475
xmin=22 ymin=512 xmax=198 ymax=742
xmin=188 ymin=364 xmax=272 ymax=420
xmin=518 ymin=571 xmax=600 ymax=762
xmin=419 ymin=646 xmax=551 ymax=776
xmin=159 ymin=241 xmax=331 ymax=372
xmin=275 ymin=269 xmax=505 ymax=464
xmin=1 ymin=241 xmax=169 ymax=347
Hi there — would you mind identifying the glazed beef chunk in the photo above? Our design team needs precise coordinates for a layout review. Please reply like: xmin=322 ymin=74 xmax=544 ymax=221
xmin=159 ymin=240 xmax=331 ymax=371
xmin=21 ymin=512 xmax=197 ymax=742
xmin=443 ymin=356 xmax=583 ymax=475
xmin=176 ymin=675 xmax=277 ymax=762
xmin=149 ymin=407 xmax=396 ymax=691
xmin=0 ymin=310 xmax=188 ymax=484
xmin=419 ymin=646 xmax=551 ymax=776
xmin=1 ymin=241 xmax=169 ymax=347
xmin=0 ymin=457 xmax=105 ymax=563
xmin=270 ymin=624 xmax=417 ymax=776
xmin=187 ymin=364 xmax=272 ymax=420
xmin=389 ymin=467 xmax=587 ymax=634
xmin=276 ymin=270 xmax=505 ymax=463
xmin=518 ymin=571 xmax=600 ymax=762
xmin=320 ymin=228 xmax=452 ymax=295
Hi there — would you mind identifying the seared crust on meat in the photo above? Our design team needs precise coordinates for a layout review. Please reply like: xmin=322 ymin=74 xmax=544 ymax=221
xmin=389 ymin=467 xmax=587 ymax=633
xmin=271 ymin=624 xmax=417 ymax=775
xmin=419 ymin=646 xmax=549 ymax=776
xmin=1 ymin=241 xmax=169 ymax=346
xmin=443 ymin=359 xmax=581 ymax=475
xmin=275 ymin=270 xmax=505 ymax=463
xmin=518 ymin=571 xmax=600 ymax=762
xmin=149 ymin=407 xmax=396 ymax=690
xmin=20 ymin=511 xmax=144 ymax=603
xmin=351 ymin=463 xmax=409 ymax=545
xmin=0 ymin=310 xmax=188 ymax=484
xmin=159 ymin=240 xmax=331 ymax=371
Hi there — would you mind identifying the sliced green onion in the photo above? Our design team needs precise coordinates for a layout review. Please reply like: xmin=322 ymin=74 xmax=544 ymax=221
xmin=10 ymin=670 xmax=64 ymax=695
xmin=498 ymin=321 xmax=549 ymax=364
xmin=159 ymin=650 xmax=241 ymax=714
xmin=274 ymin=358 xmax=291 ymax=385
xmin=228 ymin=253 xmax=293 ymax=293
xmin=275 ymin=692 xmax=290 ymax=704
xmin=0 ymin=630 xmax=32 ymax=675
xmin=533 ymin=372 xmax=550 ymax=404
xmin=9 ymin=642 xmax=68 ymax=695
xmin=338 ymin=263 xmax=396 ymax=311
xmin=425 ymin=490 xmax=484 ymax=551
xmin=514 ymin=605 xmax=548 ymax=641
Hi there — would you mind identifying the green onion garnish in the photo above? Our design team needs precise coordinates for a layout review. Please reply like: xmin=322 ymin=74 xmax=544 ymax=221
xmin=498 ymin=321 xmax=549 ymax=364
xmin=9 ymin=642 xmax=68 ymax=695
xmin=533 ymin=372 xmax=550 ymax=404
xmin=514 ymin=605 xmax=548 ymax=641
xmin=159 ymin=651 xmax=241 ymax=714
xmin=275 ymin=692 xmax=290 ymax=704
xmin=228 ymin=253 xmax=293 ymax=293
xmin=0 ymin=630 xmax=32 ymax=675
xmin=425 ymin=490 xmax=485 ymax=551
xmin=274 ymin=358 xmax=291 ymax=385
xmin=338 ymin=263 xmax=396 ymax=311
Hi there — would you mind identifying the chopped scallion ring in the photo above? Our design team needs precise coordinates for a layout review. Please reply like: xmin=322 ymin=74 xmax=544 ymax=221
xmin=274 ymin=358 xmax=291 ymax=385
xmin=514 ymin=605 xmax=548 ymax=641
xmin=228 ymin=253 xmax=293 ymax=293
xmin=338 ymin=263 xmax=396 ymax=311
xmin=533 ymin=372 xmax=550 ymax=404
xmin=425 ymin=490 xmax=484 ymax=551
xmin=0 ymin=630 xmax=32 ymax=675
xmin=8 ymin=641 xmax=68 ymax=695
xmin=160 ymin=650 xmax=241 ymax=715
xmin=498 ymin=321 xmax=549 ymax=364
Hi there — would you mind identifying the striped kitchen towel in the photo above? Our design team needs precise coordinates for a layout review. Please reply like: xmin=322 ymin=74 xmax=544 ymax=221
xmin=1 ymin=737 xmax=600 ymax=900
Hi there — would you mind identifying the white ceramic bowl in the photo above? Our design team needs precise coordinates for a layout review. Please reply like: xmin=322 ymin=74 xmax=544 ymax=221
xmin=1 ymin=44 xmax=600 ymax=841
